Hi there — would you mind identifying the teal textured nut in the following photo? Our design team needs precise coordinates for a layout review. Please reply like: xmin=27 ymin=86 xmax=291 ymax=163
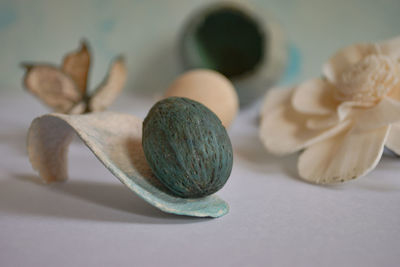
xmin=142 ymin=97 xmax=233 ymax=198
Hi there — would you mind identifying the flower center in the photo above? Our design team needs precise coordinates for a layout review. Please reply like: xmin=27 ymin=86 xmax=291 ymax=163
xmin=335 ymin=54 xmax=399 ymax=103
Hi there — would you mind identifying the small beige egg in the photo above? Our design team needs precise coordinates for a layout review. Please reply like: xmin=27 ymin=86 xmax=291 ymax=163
xmin=164 ymin=69 xmax=239 ymax=127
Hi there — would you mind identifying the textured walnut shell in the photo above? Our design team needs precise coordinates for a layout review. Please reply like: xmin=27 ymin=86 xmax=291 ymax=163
xmin=142 ymin=97 xmax=233 ymax=198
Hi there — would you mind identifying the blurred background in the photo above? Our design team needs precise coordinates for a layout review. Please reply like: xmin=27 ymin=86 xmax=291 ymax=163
xmin=1 ymin=0 xmax=399 ymax=95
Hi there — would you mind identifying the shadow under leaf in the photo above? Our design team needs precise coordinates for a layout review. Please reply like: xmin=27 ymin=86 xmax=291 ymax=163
xmin=3 ymin=173 xmax=207 ymax=224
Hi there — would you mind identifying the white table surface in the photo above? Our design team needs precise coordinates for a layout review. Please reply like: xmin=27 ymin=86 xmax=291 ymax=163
xmin=0 ymin=91 xmax=399 ymax=267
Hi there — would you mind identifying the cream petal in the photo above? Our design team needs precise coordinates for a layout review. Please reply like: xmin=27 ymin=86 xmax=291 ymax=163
xmin=298 ymin=125 xmax=390 ymax=184
xmin=291 ymin=78 xmax=337 ymax=115
xmin=388 ymin=85 xmax=400 ymax=102
xmin=305 ymin=101 xmax=364 ymax=130
xmin=306 ymin=115 xmax=339 ymax=130
xmin=354 ymin=97 xmax=400 ymax=130
xmin=337 ymin=101 xmax=355 ymax=120
xmin=378 ymin=36 xmax=400 ymax=60
xmin=259 ymin=104 xmax=351 ymax=155
xmin=323 ymin=43 xmax=377 ymax=84
xmin=386 ymin=122 xmax=400 ymax=155
xmin=260 ymin=87 xmax=293 ymax=117
xmin=27 ymin=112 xmax=228 ymax=218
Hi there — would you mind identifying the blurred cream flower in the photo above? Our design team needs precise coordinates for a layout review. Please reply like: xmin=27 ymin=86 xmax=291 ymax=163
xmin=259 ymin=36 xmax=400 ymax=184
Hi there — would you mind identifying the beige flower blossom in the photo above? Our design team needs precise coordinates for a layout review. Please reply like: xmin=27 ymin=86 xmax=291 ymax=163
xmin=259 ymin=36 xmax=400 ymax=184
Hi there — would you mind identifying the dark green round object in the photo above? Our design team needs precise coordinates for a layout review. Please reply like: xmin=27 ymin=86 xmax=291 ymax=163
xmin=142 ymin=97 xmax=233 ymax=198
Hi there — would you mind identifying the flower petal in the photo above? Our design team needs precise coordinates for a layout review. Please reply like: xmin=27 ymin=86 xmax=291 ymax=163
xmin=323 ymin=43 xmax=377 ymax=84
xmin=62 ymin=41 xmax=91 ymax=94
xmin=378 ymin=36 xmax=400 ymax=60
xmin=337 ymin=101 xmax=366 ymax=119
xmin=298 ymin=125 xmax=390 ymax=184
xmin=259 ymin=104 xmax=351 ymax=155
xmin=27 ymin=112 xmax=228 ymax=218
xmin=260 ymin=87 xmax=293 ymax=117
xmin=306 ymin=115 xmax=339 ymax=130
xmin=388 ymin=85 xmax=400 ymax=102
xmin=291 ymin=78 xmax=337 ymax=115
xmin=22 ymin=65 xmax=82 ymax=113
xmin=305 ymin=101 xmax=366 ymax=130
xmin=385 ymin=122 xmax=400 ymax=155
xmin=88 ymin=57 xmax=127 ymax=112
xmin=354 ymin=97 xmax=400 ymax=130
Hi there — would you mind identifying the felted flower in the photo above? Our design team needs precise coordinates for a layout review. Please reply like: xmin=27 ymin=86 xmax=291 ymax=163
xmin=259 ymin=36 xmax=400 ymax=183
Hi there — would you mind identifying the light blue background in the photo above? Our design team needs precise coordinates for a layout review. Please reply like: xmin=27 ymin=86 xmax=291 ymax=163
xmin=0 ymin=0 xmax=399 ymax=92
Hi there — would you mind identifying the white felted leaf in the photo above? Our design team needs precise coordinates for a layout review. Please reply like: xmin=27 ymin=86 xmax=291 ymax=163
xmin=291 ymin=78 xmax=337 ymax=115
xmin=259 ymin=105 xmax=351 ymax=155
xmin=354 ymin=97 xmax=400 ymax=130
xmin=27 ymin=112 xmax=228 ymax=218
xmin=323 ymin=43 xmax=377 ymax=84
xmin=298 ymin=125 xmax=390 ymax=184
xmin=385 ymin=122 xmax=400 ymax=155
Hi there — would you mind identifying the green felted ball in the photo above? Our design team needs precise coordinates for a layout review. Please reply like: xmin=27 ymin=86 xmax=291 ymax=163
xmin=142 ymin=97 xmax=233 ymax=198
